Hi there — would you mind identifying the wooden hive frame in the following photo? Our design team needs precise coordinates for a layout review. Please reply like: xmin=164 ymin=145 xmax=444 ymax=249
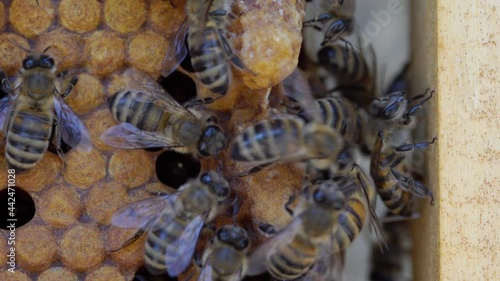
xmin=412 ymin=1 xmax=500 ymax=280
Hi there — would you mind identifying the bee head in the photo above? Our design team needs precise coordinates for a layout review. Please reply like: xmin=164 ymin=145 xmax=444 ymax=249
xmin=371 ymin=91 xmax=407 ymax=120
xmin=216 ymin=225 xmax=250 ymax=251
xmin=313 ymin=182 xmax=345 ymax=211
xmin=198 ymin=125 xmax=227 ymax=156
xmin=22 ymin=54 xmax=55 ymax=70
xmin=200 ymin=171 xmax=230 ymax=199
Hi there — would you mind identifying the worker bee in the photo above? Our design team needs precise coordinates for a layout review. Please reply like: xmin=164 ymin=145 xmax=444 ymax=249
xmin=370 ymin=130 xmax=435 ymax=217
xmin=198 ymin=225 xmax=250 ymax=281
xmin=0 ymin=50 xmax=91 ymax=172
xmin=361 ymin=89 xmax=434 ymax=154
xmin=317 ymin=41 xmax=377 ymax=108
xmin=280 ymin=68 xmax=362 ymax=145
xmin=247 ymin=181 xmax=346 ymax=280
xmin=111 ymin=171 xmax=231 ymax=276
xmin=162 ymin=0 xmax=250 ymax=96
xmin=229 ymin=115 xmax=343 ymax=175
xmin=328 ymin=164 xmax=383 ymax=252
xmin=101 ymin=68 xmax=227 ymax=157
xmin=303 ymin=0 xmax=356 ymax=46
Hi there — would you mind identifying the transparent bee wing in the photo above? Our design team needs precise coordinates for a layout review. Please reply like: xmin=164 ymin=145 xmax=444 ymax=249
xmin=282 ymin=68 xmax=322 ymax=122
xmin=165 ymin=214 xmax=205 ymax=277
xmin=197 ymin=254 xmax=213 ymax=281
xmin=353 ymin=165 xmax=388 ymax=253
xmin=121 ymin=68 xmax=194 ymax=118
xmin=111 ymin=193 xmax=178 ymax=230
xmin=0 ymin=95 xmax=15 ymax=134
xmin=247 ymin=215 xmax=305 ymax=276
xmin=101 ymin=122 xmax=182 ymax=149
xmin=301 ymin=248 xmax=344 ymax=281
xmin=54 ymin=96 xmax=92 ymax=152
xmin=162 ymin=20 xmax=189 ymax=77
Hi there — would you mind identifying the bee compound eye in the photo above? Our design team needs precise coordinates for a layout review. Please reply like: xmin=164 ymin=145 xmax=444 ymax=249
xmin=40 ymin=56 xmax=55 ymax=68
xmin=0 ymin=187 xmax=35 ymax=229
xmin=313 ymin=190 xmax=325 ymax=203
xmin=22 ymin=58 xmax=34 ymax=69
xmin=155 ymin=151 xmax=201 ymax=189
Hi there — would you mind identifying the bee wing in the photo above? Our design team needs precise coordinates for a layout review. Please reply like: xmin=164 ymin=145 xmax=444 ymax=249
xmin=111 ymin=193 xmax=178 ymax=230
xmin=197 ymin=254 xmax=213 ymax=281
xmin=162 ymin=20 xmax=189 ymax=77
xmin=300 ymin=249 xmax=344 ymax=281
xmin=282 ymin=69 xmax=322 ymax=122
xmin=101 ymin=122 xmax=183 ymax=149
xmin=54 ymin=96 xmax=92 ymax=152
xmin=247 ymin=215 xmax=305 ymax=276
xmin=121 ymin=68 xmax=194 ymax=118
xmin=0 ymin=95 xmax=16 ymax=134
xmin=164 ymin=214 xmax=205 ymax=276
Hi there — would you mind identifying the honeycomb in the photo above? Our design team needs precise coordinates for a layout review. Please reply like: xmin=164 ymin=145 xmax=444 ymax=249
xmin=0 ymin=0 xmax=305 ymax=280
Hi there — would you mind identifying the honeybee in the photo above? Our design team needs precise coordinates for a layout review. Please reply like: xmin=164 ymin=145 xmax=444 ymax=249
xmin=361 ymin=89 xmax=434 ymax=154
xmin=370 ymin=130 xmax=435 ymax=217
xmin=0 ymin=51 xmax=91 ymax=172
xmin=111 ymin=171 xmax=231 ymax=276
xmin=317 ymin=41 xmax=377 ymax=108
xmin=247 ymin=181 xmax=346 ymax=280
xmin=328 ymin=164 xmax=383 ymax=252
xmin=162 ymin=0 xmax=249 ymax=96
xmin=281 ymin=68 xmax=362 ymax=145
xmin=303 ymin=0 xmax=356 ymax=46
xmin=101 ymin=68 xmax=227 ymax=157
xmin=198 ymin=225 xmax=250 ymax=281
xmin=229 ymin=115 xmax=343 ymax=175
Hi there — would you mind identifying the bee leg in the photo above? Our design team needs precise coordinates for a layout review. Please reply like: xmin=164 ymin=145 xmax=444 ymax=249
xmin=147 ymin=191 xmax=170 ymax=197
xmin=209 ymin=9 xmax=228 ymax=18
xmin=403 ymin=89 xmax=434 ymax=123
xmin=395 ymin=138 xmax=437 ymax=152
xmin=284 ymin=194 xmax=296 ymax=216
xmin=414 ymin=180 xmax=435 ymax=205
xmin=258 ymin=223 xmax=277 ymax=235
xmin=0 ymin=69 xmax=13 ymax=95
xmin=184 ymin=97 xmax=219 ymax=109
xmin=111 ymin=228 xmax=146 ymax=252
xmin=303 ymin=13 xmax=333 ymax=27
xmin=390 ymin=168 xmax=434 ymax=205
xmin=218 ymin=31 xmax=256 ymax=74
xmin=60 ymin=76 xmax=78 ymax=98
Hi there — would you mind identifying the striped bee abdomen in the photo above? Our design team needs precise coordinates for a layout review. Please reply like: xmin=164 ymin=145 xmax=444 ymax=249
xmin=230 ymin=117 xmax=302 ymax=162
xmin=5 ymin=111 xmax=52 ymax=172
xmin=267 ymin=235 xmax=317 ymax=279
xmin=109 ymin=90 xmax=170 ymax=132
xmin=188 ymin=25 xmax=229 ymax=95
xmin=144 ymin=213 xmax=189 ymax=275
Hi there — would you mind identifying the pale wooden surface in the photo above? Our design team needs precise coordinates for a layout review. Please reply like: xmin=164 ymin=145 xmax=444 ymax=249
xmin=412 ymin=1 xmax=500 ymax=280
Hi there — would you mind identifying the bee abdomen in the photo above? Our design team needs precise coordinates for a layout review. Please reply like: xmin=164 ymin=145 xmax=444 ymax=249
xmin=144 ymin=214 xmax=189 ymax=274
xmin=230 ymin=118 xmax=301 ymax=162
xmin=189 ymin=26 xmax=229 ymax=95
xmin=5 ymin=112 xmax=51 ymax=171
xmin=331 ymin=197 xmax=366 ymax=251
xmin=317 ymin=98 xmax=345 ymax=133
xmin=110 ymin=90 xmax=169 ymax=131
xmin=268 ymin=236 xmax=317 ymax=279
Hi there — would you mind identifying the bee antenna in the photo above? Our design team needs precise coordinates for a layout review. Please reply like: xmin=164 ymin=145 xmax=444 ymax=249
xmin=7 ymin=39 xmax=32 ymax=54
xmin=42 ymin=46 xmax=52 ymax=53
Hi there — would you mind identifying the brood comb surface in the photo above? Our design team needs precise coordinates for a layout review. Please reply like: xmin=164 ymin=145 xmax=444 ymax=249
xmin=0 ymin=0 xmax=304 ymax=280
